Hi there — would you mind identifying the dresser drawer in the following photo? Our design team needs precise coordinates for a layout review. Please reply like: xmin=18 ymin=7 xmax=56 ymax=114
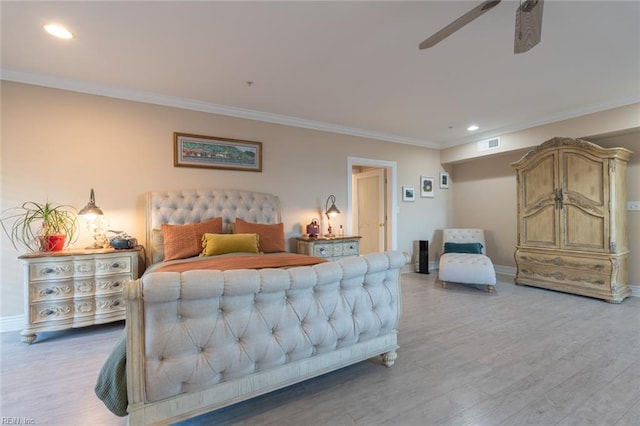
xmin=29 ymin=260 xmax=75 ymax=282
xmin=340 ymin=241 xmax=359 ymax=257
xmin=95 ymin=274 xmax=130 ymax=295
xmin=515 ymin=250 xmax=612 ymax=290
xmin=95 ymin=294 xmax=125 ymax=314
xmin=313 ymin=244 xmax=334 ymax=258
xmin=30 ymin=281 xmax=74 ymax=303
xmin=30 ymin=300 xmax=76 ymax=324
xmin=94 ymin=256 xmax=133 ymax=276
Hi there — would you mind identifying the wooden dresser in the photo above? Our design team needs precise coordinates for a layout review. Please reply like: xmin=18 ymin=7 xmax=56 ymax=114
xmin=18 ymin=246 xmax=144 ymax=343
xmin=512 ymin=137 xmax=632 ymax=303
xmin=296 ymin=236 xmax=361 ymax=261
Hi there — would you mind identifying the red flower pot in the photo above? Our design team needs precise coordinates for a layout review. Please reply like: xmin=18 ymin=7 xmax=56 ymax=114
xmin=41 ymin=234 xmax=66 ymax=252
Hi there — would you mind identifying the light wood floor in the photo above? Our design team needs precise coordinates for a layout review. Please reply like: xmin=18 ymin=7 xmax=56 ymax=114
xmin=1 ymin=272 xmax=639 ymax=425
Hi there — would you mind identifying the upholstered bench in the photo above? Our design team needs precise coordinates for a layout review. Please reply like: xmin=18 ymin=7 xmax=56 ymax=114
xmin=438 ymin=228 xmax=496 ymax=293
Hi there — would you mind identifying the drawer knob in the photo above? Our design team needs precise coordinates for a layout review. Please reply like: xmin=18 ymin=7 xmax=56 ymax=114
xmin=111 ymin=262 xmax=121 ymax=268
xmin=113 ymin=281 xmax=121 ymax=287
xmin=43 ymin=268 xmax=55 ymax=275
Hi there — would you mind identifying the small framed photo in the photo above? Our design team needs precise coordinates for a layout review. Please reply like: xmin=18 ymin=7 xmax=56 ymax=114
xmin=174 ymin=132 xmax=262 ymax=172
xmin=440 ymin=172 xmax=450 ymax=189
xmin=420 ymin=176 xmax=435 ymax=198
xmin=402 ymin=186 xmax=416 ymax=202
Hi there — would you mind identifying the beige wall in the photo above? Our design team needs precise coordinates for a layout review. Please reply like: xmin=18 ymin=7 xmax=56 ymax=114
xmin=1 ymin=81 xmax=448 ymax=318
xmin=451 ymin=131 xmax=640 ymax=285
xmin=2 ymin=81 xmax=638 ymax=321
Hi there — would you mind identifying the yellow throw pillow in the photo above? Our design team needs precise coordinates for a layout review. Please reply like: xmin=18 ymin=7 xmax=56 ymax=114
xmin=201 ymin=233 xmax=260 ymax=256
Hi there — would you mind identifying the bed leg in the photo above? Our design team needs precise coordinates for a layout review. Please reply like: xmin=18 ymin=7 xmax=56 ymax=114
xmin=486 ymin=285 xmax=494 ymax=293
xmin=381 ymin=351 xmax=397 ymax=367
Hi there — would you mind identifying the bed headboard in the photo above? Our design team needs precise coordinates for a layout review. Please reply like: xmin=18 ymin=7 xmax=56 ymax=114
xmin=146 ymin=188 xmax=281 ymax=265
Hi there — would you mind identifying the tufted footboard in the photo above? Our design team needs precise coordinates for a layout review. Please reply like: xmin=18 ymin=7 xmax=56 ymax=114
xmin=125 ymin=251 xmax=405 ymax=425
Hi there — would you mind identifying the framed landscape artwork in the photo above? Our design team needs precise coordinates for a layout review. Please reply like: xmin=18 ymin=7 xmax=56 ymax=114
xmin=174 ymin=132 xmax=262 ymax=172
xmin=402 ymin=186 xmax=416 ymax=202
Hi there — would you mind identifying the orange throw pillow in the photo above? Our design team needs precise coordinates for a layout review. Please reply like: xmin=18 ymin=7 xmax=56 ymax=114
xmin=161 ymin=217 xmax=223 ymax=261
xmin=235 ymin=218 xmax=285 ymax=253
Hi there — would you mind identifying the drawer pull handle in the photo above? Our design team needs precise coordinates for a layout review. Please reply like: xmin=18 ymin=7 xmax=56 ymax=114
xmin=113 ymin=281 xmax=121 ymax=287
xmin=113 ymin=301 xmax=120 ymax=306
xmin=111 ymin=263 xmax=121 ymax=268
xmin=43 ymin=268 xmax=55 ymax=275
xmin=44 ymin=309 xmax=54 ymax=316
xmin=44 ymin=288 xmax=54 ymax=295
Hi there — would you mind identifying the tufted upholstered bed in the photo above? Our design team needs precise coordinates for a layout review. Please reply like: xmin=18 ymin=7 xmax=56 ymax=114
xmin=97 ymin=189 xmax=405 ymax=425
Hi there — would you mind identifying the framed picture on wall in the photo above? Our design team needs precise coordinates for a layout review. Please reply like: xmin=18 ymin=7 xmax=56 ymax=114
xmin=440 ymin=172 xmax=450 ymax=189
xmin=420 ymin=176 xmax=435 ymax=198
xmin=402 ymin=186 xmax=416 ymax=202
xmin=174 ymin=132 xmax=262 ymax=172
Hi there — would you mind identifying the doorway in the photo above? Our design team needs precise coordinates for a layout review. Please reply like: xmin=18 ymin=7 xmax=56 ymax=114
xmin=347 ymin=157 xmax=398 ymax=252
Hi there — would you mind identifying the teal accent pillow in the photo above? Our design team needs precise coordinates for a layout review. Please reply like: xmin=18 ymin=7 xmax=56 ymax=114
xmin=444 ymin=242 xmax=483 ymax=254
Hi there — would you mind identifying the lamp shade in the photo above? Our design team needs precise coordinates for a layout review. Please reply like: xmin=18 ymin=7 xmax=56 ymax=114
xmin=325 ymin=195 xmax=340 ymax=218
xmin=78 ymin=189 xmax=103 ymax=216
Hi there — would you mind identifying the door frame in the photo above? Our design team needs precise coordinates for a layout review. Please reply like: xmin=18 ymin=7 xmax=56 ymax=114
xmin=346 ymin=156 xmax=398 ymax=250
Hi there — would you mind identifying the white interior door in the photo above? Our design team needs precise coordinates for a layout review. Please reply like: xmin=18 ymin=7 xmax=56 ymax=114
xmin=353 ymin=168 xmax=385 ymax=254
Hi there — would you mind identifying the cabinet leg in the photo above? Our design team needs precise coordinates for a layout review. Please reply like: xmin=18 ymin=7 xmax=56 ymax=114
xmin=20 ymin=332 xmax=36 ymax=344
xmin=441 ymin=281 xmax=446 ymax=288
xmin=486 ymin=285 xmax=495 ymax=293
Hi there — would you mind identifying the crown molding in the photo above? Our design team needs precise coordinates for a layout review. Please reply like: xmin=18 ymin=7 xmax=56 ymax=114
xmin=440 ymin=96 xmax=640 ymax=150
xmin=1 ymin=69 xmax=439 ymax=149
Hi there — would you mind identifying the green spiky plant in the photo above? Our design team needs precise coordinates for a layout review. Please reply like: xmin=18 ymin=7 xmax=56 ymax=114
xmin=1 ymin=201 xmax=78 ymax=252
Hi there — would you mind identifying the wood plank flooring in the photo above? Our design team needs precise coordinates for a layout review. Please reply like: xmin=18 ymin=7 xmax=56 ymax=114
xmin=1 ymin=272 xmax=639 ymax=425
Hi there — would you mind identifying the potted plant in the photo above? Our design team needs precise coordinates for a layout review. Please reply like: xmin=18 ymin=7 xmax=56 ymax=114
xmin=1 ymin=201 xmax=78 ymax=252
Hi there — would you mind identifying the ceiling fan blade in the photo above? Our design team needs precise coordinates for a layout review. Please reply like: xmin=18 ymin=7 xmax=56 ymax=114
xmin=419 ymin=0 xmax=502 ymax=50
xmin=514 ymin=0 xmax=544 ymax=54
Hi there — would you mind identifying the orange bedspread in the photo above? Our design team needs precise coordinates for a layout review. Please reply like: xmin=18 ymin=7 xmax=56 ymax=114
xmin=151 ymin=253 xmax=328 ymax=273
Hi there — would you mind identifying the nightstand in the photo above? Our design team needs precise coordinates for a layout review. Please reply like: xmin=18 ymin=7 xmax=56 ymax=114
xmin=296 ymin=236 xmax=361 ymax=261
xmin=18 ymin=246 xmax=144 ymax=344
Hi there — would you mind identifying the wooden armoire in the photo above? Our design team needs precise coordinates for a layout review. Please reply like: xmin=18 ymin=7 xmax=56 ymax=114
xmin=512 ymin=137 xmax=633 ymax=303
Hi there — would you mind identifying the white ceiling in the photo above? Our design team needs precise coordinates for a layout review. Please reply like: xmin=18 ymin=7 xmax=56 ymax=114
xmin=2 ymin=1 xmax=639 ymax=149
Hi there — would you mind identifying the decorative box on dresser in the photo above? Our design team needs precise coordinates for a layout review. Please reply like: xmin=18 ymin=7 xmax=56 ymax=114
xmin=18 ymin=246 xmax=144 ymax=343
xmin=296 ymin=236 xmax=361 ymax=261
xmin=512 ymin=137 xmax=632 ymax=303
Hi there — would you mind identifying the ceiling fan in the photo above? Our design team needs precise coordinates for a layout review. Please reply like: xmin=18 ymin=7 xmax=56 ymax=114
xmin=419 ymin=0 xmax=544 ymax=54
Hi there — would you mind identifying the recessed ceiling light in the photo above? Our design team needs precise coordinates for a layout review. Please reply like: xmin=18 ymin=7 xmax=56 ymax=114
xmin=44 ymin=24 xmax=73 ymax=40
xmin=467 ymin=125 xmax=479 ymax=131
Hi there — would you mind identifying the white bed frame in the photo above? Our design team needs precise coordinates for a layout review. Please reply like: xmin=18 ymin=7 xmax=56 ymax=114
xmin=125 ymin=189 xmax=404 ymax=425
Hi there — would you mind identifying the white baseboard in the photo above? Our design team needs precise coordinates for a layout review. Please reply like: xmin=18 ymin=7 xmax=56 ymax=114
xmin=1 ymin=315 xmax=24 ymax=333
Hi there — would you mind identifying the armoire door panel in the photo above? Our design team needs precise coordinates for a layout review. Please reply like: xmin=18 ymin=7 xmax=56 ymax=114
xmin=563 ymin=152 xmax=606 ymax=205
xmin=563 ymin=206 xmax=606 ymax=251
xmin=522 ymin=205 xmax=557 ymax=246
xmin=522 ymin=154 xmax=556 ymax=208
